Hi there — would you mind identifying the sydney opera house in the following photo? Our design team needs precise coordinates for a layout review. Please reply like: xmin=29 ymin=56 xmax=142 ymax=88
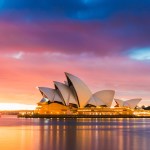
xmin=35 ymin=72 xmax=142 ymax=116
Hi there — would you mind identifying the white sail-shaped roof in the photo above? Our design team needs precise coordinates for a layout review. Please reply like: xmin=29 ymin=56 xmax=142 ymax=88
xmin=87 ymin=96 xmax=97 ymax=106
xmin=93 ymin=90 xmax=115 ymax=107
xmin=114 ymin=99 xmax=124 ymax=107
xmin=69 ymin=91 xmax=78 ymax=105
xmin=38 ymin=98 xmax=49 ymax=104
xmin=93 ymin=96 xmax=106 ymax=106
xmin=65 ymin=72 xmax=92 ymax=108
xmin=53 ymin=91 xmax=65 ymax=104
xmin=124 ymin=98 xmax=142 ymax=109
xmin=115 ymin=98 xmax=142 ymax=109
xmin=38 ymin=87 xmax=55 ymax=102
xmin=40 ymin=98 xmax=49 ymax=103
xmin=54 ymin=81 xmax=78 ymax=106
xmin=38 ymin=87 xmax=65 ymax=104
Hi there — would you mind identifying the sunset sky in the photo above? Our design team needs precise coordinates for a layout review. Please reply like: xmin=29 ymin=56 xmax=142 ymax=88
xmin=0 ymin=0 xmax=150 ymax=107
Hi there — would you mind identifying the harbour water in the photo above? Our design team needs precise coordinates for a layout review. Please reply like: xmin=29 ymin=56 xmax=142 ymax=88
xmin=0 ymin=115 xmax=150 ymax=150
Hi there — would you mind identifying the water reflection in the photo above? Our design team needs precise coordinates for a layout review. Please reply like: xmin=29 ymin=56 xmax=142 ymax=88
xmin=0 ymin=116 xmax=150 ymax=150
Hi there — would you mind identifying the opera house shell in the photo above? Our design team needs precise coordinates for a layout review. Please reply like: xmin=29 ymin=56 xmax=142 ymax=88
xmin=35 ymin=72 xmax=142 ymax=114
xmin=115 ymin=98 xmax=142 ymax=109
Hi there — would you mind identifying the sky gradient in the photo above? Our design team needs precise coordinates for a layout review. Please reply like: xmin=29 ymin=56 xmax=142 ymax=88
xmin=0 ymin=0 xmax=150 ymax=106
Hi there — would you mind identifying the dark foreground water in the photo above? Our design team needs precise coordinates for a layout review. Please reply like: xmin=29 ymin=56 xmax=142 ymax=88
xmin=0 ymin=115 xmax=150 ymax=150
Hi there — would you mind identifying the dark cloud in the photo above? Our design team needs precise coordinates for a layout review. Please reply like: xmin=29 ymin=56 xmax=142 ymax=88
xmin=0 ymin=0 xmax=150 ymax=21
xmin=0 ymin=0 xmax=150 ymax=58
xmin=0 ymin=17 xmax=149 ymax=57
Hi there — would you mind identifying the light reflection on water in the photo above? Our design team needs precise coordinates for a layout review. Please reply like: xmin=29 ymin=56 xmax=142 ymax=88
xmin=0 ymin=116 xmax=150 ymax=150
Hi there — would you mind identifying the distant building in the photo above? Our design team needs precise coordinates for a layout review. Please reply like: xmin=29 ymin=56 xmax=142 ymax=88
xmin=35 ymin=72 xmax=142 ymax=115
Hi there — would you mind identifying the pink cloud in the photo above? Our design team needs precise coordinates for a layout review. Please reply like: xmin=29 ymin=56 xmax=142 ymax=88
xmin=0 ymin=52 xmax=150 ymax=105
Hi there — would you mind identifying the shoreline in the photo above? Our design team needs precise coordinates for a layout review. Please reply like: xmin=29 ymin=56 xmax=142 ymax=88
xmin=18 ymin=114 xmax=150 ymax=118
